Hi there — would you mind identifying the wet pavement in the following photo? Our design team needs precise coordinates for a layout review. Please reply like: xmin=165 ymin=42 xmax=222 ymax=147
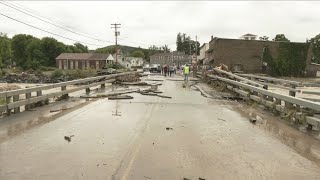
xmin=1 ymin=75 xmax=320 ymax=179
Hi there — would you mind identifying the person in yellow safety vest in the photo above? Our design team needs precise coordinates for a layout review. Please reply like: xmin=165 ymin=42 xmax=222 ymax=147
xmin=183 ymin=64 xmax=190 ymax=81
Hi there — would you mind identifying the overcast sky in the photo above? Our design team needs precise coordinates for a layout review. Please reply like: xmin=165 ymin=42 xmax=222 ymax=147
xmin=1 ymin=1 xmax=320 ymax=50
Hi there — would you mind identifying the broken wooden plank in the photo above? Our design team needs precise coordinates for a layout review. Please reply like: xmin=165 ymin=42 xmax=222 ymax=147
xmin=108 ymin=95 xmax=134 ymax=100
xmin=80 ymin=88 xmax=139 ymax=98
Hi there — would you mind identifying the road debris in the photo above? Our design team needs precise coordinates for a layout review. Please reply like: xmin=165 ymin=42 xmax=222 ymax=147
xmin=249 ymin=117 xmax=257 ymax=124
xmin=108 ymin=95 xmax=134 ymax=100
xmin=64 ymin=135 xmax=74 ymax=142
xmin=116 ymin=73 xmax=141 ymax=82
xmin=144 ymin=176 xmax=152 ymax=179
xmin=80 ymin=88 xmax=139 ymax=98
xmin=50 ymin=108 xmax=70 ymax=113
xmin=217 ymin=118 xmax=226 ymax=121
xmin=157 ymin=95 xmax=172 ymax=99
xmin=119 ymin=82 xmax=148 ymax=86
xmin=199 ymin=177 xmax=206 ymax=180
xmin=166 ymin=127 xmax=173 ymax=130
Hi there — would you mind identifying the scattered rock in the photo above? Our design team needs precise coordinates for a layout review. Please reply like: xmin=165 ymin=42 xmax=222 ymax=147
xmin=249 ymin=117 xmax=257 ymax=124
xmin=144 ymin=176 xmax=152 ymax=179
xmin=166 ymin=127 xmax=173 ymax=130
xmin=199 ymin=177 xmax=206 ymax=180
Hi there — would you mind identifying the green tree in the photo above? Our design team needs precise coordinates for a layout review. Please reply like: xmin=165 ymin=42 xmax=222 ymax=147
xmin=176 ymin=32 xmax=200 ymax=55
xmin=74 ymin=42 xmax=88 ymax=53
xmin=273 ymin=34 xmax=290 ymax=42
xmin=25 ymin=38 xmax=46 ymax=69
xmin=310 ymin=33 xmax=320 ymax=63
xmin=11 ymin=34 xmax=34 ymax=66
xmin=130 ymin=50 xmax=145 ymax=58
xmin=41 ymin=37 xmax=66 ymax=66
xmin=259 ymin=36 xmax=269 ymax=41
xmin=161 ymin=45 xmax=170 ymax=53
xmin=176 ymin=32 xmax=183 ymax=51
xmin=0 ymin=33 xmax=12 ymax=67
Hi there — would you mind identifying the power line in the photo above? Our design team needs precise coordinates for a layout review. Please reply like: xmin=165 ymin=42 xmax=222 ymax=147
xmin=5 ymin=1 xmax=66 ymax=27
xmin=0 ymin=1 xmax=113 ymax=44
xmin=0 ymin=12 xmax=105 ymax=47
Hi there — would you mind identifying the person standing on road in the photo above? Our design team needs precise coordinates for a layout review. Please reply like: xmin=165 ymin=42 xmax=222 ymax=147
xmin=163 ymin=64 xmax=168 ymax=77
xmin=183 ymin=64 xmax=190 ymax=81
xmin=173 ymin=64 xmax=177 ymax=74
xmin=169 ymin=65 xmax=174 ymax=76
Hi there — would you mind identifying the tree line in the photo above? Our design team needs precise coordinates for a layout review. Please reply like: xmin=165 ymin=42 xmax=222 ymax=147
xmin=0 ymin=33 xmax=89 ymax=70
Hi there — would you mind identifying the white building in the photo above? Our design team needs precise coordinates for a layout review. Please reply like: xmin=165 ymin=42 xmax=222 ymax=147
xmin=240 ymin=33 xmax=257 ymax=40
xmin=124 ymin=57 xmax=144 ymax=68
xmin=106 ymin=54 xmax=114 ymax=64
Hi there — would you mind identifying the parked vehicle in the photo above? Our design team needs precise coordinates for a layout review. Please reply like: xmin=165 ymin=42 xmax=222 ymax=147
xmin=143 ymin=64 xmax=151 ymax=72
xmin=150 ymin=64 xmax=161 ymax=73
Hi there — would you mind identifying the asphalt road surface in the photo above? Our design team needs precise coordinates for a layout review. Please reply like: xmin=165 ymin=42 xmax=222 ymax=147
xmin=1 ymin=75 xmax=320 ymax=180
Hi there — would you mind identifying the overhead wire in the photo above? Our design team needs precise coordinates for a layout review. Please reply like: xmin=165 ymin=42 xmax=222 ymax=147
xmin=0 ymin=1 xmax=114 ymax=44
xmin=0 ymin=12 xmax=105 ymax=47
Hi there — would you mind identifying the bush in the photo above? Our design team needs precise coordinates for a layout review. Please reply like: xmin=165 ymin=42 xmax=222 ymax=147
xmin=51 ymin=69 xmax=64 ymax=78
xmin=105 ymin=63 xmax=124 ymax=69
xmin=65 ymin=68 xmax=96 ymax=79
xmin=0 ymin=70 xmax=8 ymax=77
xmin=39 ymin=66 xmax=57 ymax=71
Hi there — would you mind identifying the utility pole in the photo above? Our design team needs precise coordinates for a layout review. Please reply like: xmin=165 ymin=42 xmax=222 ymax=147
xmin=189 ymin=40 xmax=191 ymax=64
xmin=195 ymin=35 xmax=198 ymax=64
xmin=111 ymin=23 xmax=121 ymax=63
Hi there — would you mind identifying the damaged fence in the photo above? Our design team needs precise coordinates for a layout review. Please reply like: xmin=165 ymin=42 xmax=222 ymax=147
xmin=0 ymin=71 xmax=141 ymax=116
xmin=200 ymin=69 xmax=320 ymax=130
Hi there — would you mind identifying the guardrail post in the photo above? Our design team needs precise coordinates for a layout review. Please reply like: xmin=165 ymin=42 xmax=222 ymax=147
xmin=85 ymin=88 xmax=90 ymax=95
xmin=13 ymin=95 xmax=20 ymax=113
xmin=101 ymin=77 xmax=106 ymax=89
xmin=25 ymin=92 xmax=31 ymax=111
xmin=6 ymin=95 xmax=12 ymax=115
xmin=289 ymin=84 xmax=296 ymax=97
xmin=36 ymin=90 xmax=44 ymax=106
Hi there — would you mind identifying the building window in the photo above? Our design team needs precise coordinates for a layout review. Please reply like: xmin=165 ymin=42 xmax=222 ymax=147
xmin=59 ymin=60 xmax=62 ymax=69
xmin=96 ymin=61 xmax=99 ymax=69
xmin=70 ymin=60 xmax=73 ymax=69
xmin=75 ymin=61 xmax=78 ymax=69
xmin=63 ymin=60 xmax=67 ymax=69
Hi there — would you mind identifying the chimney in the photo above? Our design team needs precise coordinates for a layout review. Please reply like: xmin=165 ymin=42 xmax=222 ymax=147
xmin=211 ymin=35 xmax=213 ymax=40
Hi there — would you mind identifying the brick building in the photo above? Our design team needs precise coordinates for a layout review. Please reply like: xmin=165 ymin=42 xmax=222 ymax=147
xmin=205 ymin=37 xmax=320 ymax=76
xmin=55 ymin=53 xmax=110 ymax=70
xmin=150 ymin=51 xmax=190 ymax=66
xmin=206 ymin=37 xmax=290 ymax=73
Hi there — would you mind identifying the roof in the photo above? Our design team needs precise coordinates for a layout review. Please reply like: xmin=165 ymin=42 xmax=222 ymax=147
xmin=107 ymin=54 xmax=114 ymax=61
xmin=241 ymin=33 xmax=257 ymax=37
xmin=56 ymin=53 xmax=109 ymax=60
xmin=125 ymin=57 xmax=144 ymax=62
xmin=150 ymin=51 xmax=187 ymax=57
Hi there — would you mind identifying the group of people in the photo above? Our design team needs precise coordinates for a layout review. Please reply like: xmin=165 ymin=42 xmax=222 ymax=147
xmin=160 ymin=64 xmax=190 ymax=81
xmin=160 ymin=64 xmax=177 ymax=77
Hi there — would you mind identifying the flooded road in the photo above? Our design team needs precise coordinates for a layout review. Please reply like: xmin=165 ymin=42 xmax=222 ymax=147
xmin=1 ymin=75 xmax=320 ymax=179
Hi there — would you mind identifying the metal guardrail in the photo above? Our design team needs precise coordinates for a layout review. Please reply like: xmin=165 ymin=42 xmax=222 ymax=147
xmin=0 ymin=71 xmax=140 ymax=115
